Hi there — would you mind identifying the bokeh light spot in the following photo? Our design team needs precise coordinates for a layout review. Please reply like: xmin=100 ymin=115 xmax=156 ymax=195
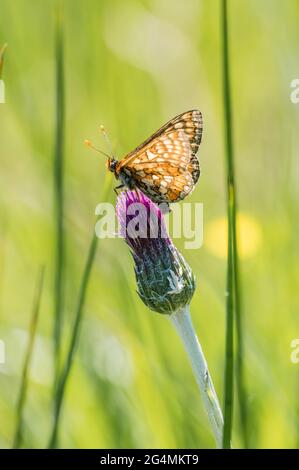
xmin=205 ymin=213 xmax=262 ymax=259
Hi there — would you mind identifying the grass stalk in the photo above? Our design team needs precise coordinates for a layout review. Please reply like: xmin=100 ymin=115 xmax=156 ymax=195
xmin=0 ymin=43 xmax=8 ymax=79
xmin=221 ymin=0 xmax=247 ymax=448
xmin=53 ymin=8 xmax=65 ymax=376
xmin=48 ymin=233 xmax=98 ymax=448
xmin=49 ymin=130 xmax=113 ymax=448
xmin=13 ymin=267 xmax=45 ymax=449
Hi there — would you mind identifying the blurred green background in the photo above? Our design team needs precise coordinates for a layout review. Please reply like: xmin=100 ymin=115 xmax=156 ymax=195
xmin=1 ymin=0 xmax=299 ymax=449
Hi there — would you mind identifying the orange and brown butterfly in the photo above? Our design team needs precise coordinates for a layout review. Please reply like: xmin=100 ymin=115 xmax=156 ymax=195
xmin=86 ymin=110 xmax=203 ymax=208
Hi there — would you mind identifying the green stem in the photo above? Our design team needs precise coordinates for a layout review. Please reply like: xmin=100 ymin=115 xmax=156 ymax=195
xmin=170 ymin=306 xmax=224 ymax=448
xmin=48 ymin=234 xmax=98 ymax=449
xmin=221 ymin=0 xmax=248 ymax=448
xmin=0 ymin=43 xmax=8 ymax=79
xmin=13 ymin=267 xmax=45 ymax=449
xmin=223 ymin=196 xmax=234 ymax=449
xmin=53 ymin=8 xmax=65 ymax=376
xmin=222 ymin=0 xmax=241 ymax=448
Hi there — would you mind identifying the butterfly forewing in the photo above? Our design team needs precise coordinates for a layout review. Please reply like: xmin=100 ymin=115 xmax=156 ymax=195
xmin=115 ymin=110 xmax=203 ymax=203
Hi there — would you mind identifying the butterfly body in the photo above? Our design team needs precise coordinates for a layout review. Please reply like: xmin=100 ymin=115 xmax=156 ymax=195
xmin=107 ymin=110 xmax=203 ymax=204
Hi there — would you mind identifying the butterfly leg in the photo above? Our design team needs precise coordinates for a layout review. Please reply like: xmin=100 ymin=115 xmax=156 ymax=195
xmin=159 ymin=202 xmax=171 ymax=214
xmin=134 ymin=188 xmax=143 ymax=202
xmin=113 ymin=184 xmax=125 ymax=195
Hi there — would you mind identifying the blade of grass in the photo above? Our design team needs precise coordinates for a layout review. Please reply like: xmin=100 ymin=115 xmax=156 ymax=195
xmin=48 ymin=232 xmax=98 ymax=448
xmin=53 ymin=8 xmax=65 ymax=376
xmin=0 ymin=43 xmax=8 ymax=79
xmin=221 ymin=0 xmax=234 ymax=448
xmin=221 ymin=0 xmax=247 ymax=448
xmin=13 ymin=266 xmax=45 ymax=449
xmin=48 ymin=177 xmax=113 ymax=448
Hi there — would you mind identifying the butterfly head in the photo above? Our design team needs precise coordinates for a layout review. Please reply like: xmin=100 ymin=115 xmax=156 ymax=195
xmin=106 ymin=157 xmax=118 ymax=173
xmin=85 ymin=125 xmax=119 ymax=174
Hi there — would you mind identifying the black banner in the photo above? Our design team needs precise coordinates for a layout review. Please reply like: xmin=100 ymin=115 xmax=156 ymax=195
xmin=0 ymin=449 xmax=298 ymax=465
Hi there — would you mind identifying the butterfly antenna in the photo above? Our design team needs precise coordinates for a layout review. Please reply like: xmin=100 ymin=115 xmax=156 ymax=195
xmin=84 ymin=139 xmax=111 ymax=159
xmin=99 ymin=125 xmax=115 ymax=159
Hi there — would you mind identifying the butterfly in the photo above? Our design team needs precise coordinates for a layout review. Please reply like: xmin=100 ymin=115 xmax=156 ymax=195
xmin=88 ymin=110 xmax=203 ymax=207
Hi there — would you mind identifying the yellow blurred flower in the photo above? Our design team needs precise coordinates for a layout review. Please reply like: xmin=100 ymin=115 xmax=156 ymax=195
xmin=205 ymin=213 xmax=262 ymax=259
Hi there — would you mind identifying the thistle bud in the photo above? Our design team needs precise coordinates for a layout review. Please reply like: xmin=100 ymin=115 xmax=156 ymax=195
xmin=116 ymin=190 xmax=195 ymax=314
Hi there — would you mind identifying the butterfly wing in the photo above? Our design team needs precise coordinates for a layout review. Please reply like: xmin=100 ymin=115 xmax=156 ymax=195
xmin=115 ymin=110 xmax=203 ymax=203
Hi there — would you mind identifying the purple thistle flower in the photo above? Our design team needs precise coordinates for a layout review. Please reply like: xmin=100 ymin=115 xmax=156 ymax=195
xmin=116 ymin=190 xmax=224 ymax=447
xmin=116 ymin=190 xmax=195 ymax=314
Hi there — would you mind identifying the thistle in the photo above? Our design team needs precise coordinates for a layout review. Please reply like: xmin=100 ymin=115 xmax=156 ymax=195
xmin=116 ymin=190 xmax=224 ymax=448
xmin=116 ymin=190 xmax=195 ymax=314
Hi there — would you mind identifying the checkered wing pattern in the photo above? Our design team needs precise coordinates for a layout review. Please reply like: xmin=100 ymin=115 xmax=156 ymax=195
xmin=115 ymin=110 xmax=203 ymax=203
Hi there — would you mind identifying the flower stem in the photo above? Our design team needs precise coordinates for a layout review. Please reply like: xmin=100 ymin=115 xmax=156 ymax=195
xmin=169 ymin=306 xmax=223 ymax=448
